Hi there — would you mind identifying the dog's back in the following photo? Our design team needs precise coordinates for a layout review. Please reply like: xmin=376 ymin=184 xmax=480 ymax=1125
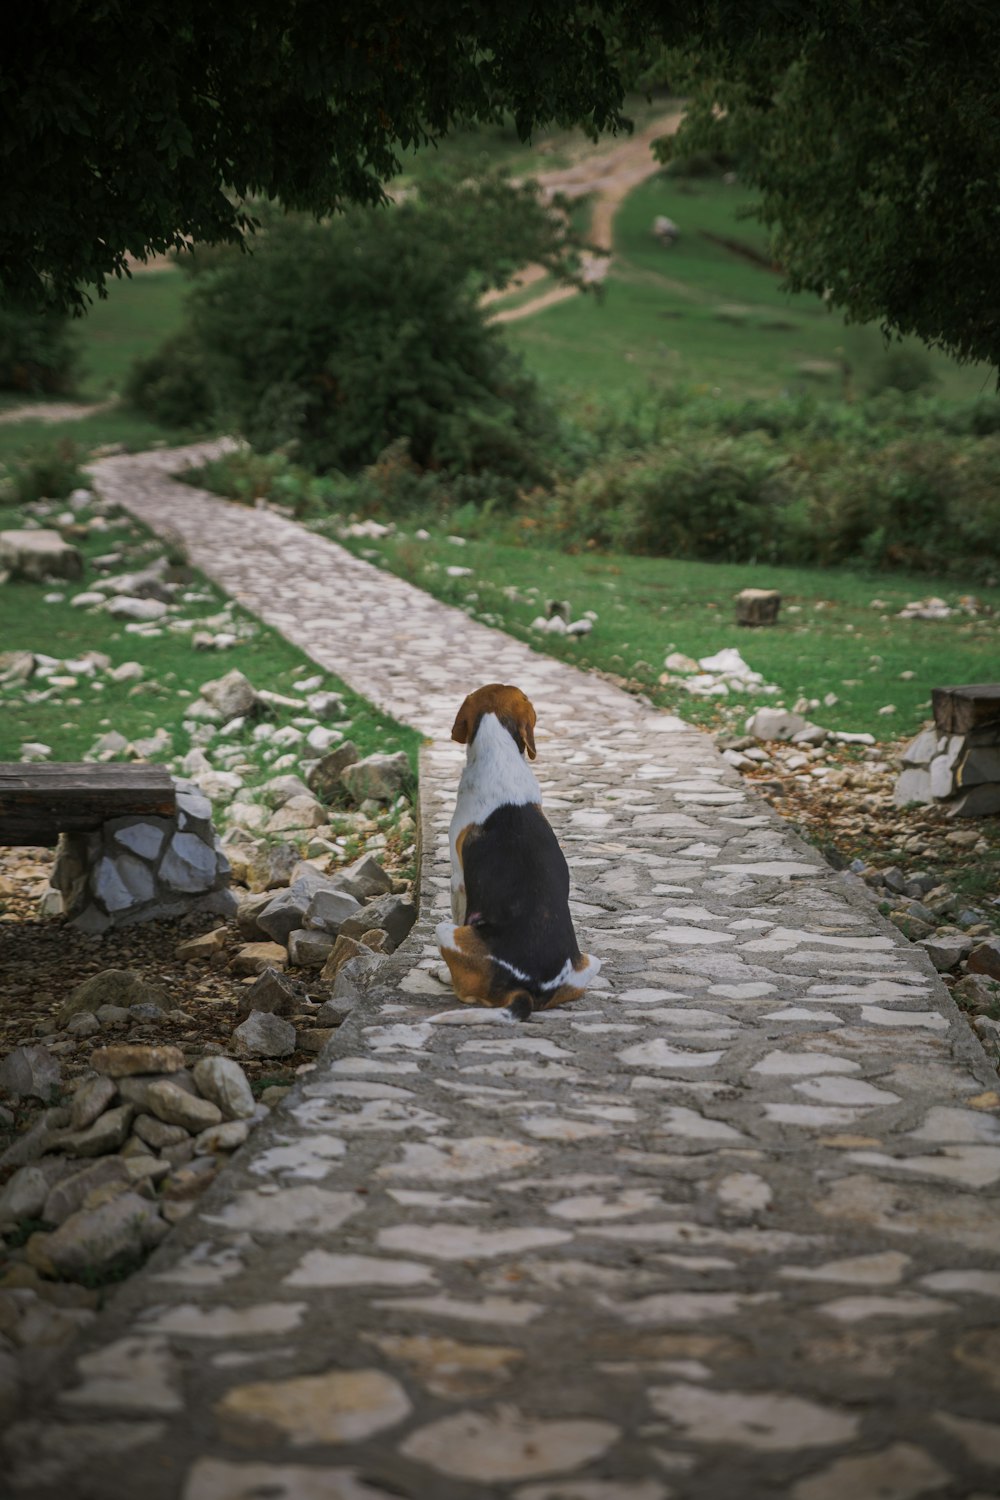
xmin=438 ymin=683 xmax=600 ymax=1017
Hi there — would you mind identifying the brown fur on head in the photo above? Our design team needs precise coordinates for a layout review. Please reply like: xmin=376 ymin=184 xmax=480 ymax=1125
xmin=451 ymin=683 xmax=537 ymax=760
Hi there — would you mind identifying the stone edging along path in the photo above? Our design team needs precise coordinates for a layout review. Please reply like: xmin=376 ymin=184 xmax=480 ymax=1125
xmin=5 ymin=441 xmax=1000 ymax=1499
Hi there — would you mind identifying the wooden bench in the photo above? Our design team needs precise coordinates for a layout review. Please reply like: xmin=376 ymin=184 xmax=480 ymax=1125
xmin=0 ymin=763 xmax=176 ymax=847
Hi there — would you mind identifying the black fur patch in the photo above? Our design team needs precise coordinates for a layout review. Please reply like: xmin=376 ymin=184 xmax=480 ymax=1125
xmin=460 ymin=802 xmax=583 ymax=995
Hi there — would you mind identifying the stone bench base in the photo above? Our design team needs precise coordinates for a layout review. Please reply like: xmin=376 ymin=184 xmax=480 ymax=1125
xmin=47 ymin=780 xmax=236 ymax=933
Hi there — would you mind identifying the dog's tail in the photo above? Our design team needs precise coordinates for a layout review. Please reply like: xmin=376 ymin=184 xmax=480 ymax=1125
xmin=503 ymin=989 xmax=536 ymax=1024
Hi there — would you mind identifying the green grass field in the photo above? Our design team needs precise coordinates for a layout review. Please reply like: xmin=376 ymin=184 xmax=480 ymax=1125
xmin=0 ymin=269 xmax=208 ymax=460
xmin=320 ymin=520 xmax=1000 ymax=744
xmin=74 ymin=270 xmax=191 ymax=400
xmin=0 ymin=498 xmax=420 ymax=780
xmin=505 ymin=175 xmax=997 ymax=402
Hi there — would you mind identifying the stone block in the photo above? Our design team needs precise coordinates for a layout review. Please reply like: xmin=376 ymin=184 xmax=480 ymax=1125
xmin=109 ymin=816 xmax=167 ymax=864
xmin=319 ymin=934 xmax=368 ymax=981
xmin=233 ymin=1011 xmax=296 ymax=1059
xmin=160 ymin=832 xmax=217 ymax=893
xmin=735 ymin=587 xmax=781 ymax=626
xmin=892 ymin=768 xmax=933 ymax=808
xmin=338 ymin=853 xmax=394 ymax=898
xmin=175 ymin=929 xmax=229 ymax=962
xmin=957 ymin=745 xmax=1000 ymax=786
xmin=200 ymin=668 xmax=259 ymax=720
xmin=236 ymin=891 xmax=277 ymax=939
xmin=288 ymin=929 xmax=335 ymax=968
xmin=90 ymin=1044 xmax=185 ymax=1078
xmin=133 ymin=1114 xmax=189 ymax=1151
xmin=953 ymin=973 xmax=1000 ymax=1012
xmin=341 ymin=751 xmax=410 ymax=803
xmin=968 ymin=938 xmax=1000 ymax=982
xmin=745 ymin=708 xmax=811 ymax=742
xmin=230 ymin=942 xmax=288 ymax=976
xmin=307 ymin=742 xmax=360 ymax=802
xmin=0 ymin=529 xmax=83 ymax=581
xmin=339 ymin=893 xmax=416 ymax=951
xmin=917 ymin=933 xmax=975 ymax=971
xmin=145 ymin=1080 xmax=223 ymax=1133
xmin=297 ymin=1028 xmax=337 ymax=1054
xmin=899 ymin=728 xmax=939 ymax=767
xmin=191 ymin=1057 xmax=256 ymax=1121
xmin=0 ymin=1046 xmax=60 ymax=1101
xmin=42 ymin=1158 xmax=132 ymax=1227
xmin=31 ymin=1191 xmax=167 ymax=1277
xmin=306 ymin=887 xmax=363 ymax=935
xmin=266 ymin=797 xmax=327 ymax=834
xmin=257 ymin=887 xmax=312 ymax=945
xmin=117 ymin=1071 xmax=198 ymax=1112
xmin=193 ymin=1118 xmax=251 ymax=1156
xmin=0 ymin=1165 xmax=57 ymax=1226
xmin=69 ymin=1076 xmax=117 ymax=1131
xmin=234 ymin=968 xmax=300 ymax=1022
xmin=60 ymin=1104 xmax=135 ymax=1159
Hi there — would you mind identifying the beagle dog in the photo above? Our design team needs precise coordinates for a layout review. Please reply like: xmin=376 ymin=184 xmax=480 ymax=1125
xmin=436 ymin=683 xmax=600 ymax=1022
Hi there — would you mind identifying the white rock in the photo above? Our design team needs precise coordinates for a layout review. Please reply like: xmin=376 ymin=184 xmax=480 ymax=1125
xmin=104 ymin=597 xmax=168 ymax=622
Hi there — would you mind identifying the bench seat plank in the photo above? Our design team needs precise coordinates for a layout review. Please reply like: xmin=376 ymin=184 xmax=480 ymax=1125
xmin=0 ymin=763 xmax=176 ymax=846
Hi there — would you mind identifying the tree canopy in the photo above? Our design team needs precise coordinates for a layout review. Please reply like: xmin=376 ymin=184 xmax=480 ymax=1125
xmin=656 ymin=0 xmax=1000 ymax=371
xmin=4 ymin=2 xmax=1000 ymax=369
xmin=1 ymin=2 xmax=640 ymax=311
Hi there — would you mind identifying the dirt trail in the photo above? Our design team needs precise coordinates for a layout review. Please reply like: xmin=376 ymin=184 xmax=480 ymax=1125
xmin=0 ymin=399 xmax=115 ymax=427
xmin=489 ymin=108 xmax=683 ymax=324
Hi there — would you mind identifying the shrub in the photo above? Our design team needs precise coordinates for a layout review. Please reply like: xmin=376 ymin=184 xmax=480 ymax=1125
xmin=0 ymin=300 xmax=79 ymax=395
xmin=123 ymin=333 xmax=217 ymax=430
xmin=864 ymin=346 xmax=939 ymax=396
xmin=5 ymin=439 xmax=86 ymax=503
xmin=161 ymin=167 xmax=595 ymax=490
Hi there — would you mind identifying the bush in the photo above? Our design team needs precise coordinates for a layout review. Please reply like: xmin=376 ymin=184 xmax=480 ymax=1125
xmin=4 ymin=439 xmax=86 ymax=503
xmin=0 ymin=300 xmax=79 ymax=395
xmin=123 ymin=333 xmax=217 ymax=430
xmin=158 ymin=169 xmax=592 ymax=489
xmin=865 ymin=346 xmax=939 ymax=396
xmin=519 ymin=392 xmax=1000 ymax=577
xmin=191 ymin=380 xmax=1000 ymax=580
xmin=538 ymin=434 xmax=800 ymax=560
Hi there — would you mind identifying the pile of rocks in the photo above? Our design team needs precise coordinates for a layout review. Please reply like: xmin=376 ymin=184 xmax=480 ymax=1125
xmin=223 ymin=850 xmax=416 ymax=995
xmin=660 ymin=647 xmax=780 ymax=700
xmin=894 ymin=685 xmax=1000 ymax=818
xmin=895 ymin=594 xmax=984 ymax=621
xmin=0 ymin=1036 xmax=266 ymax=1415
xmin=48 ymin=780 xmax=235 ymax=935
xmin=0 ymin=1044 xmax=262 ymax=1278
xmin=722 ymin=706 xmax=874 ymax=766
xmin=529 ymin=600 xmax=595 ymax=638
xmin=850 ymin=864 xmax=999 ymax=1004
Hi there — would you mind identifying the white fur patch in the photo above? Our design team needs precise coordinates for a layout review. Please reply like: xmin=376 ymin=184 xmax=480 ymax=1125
xmin=449 ymin=714 xmax=541 ymax=893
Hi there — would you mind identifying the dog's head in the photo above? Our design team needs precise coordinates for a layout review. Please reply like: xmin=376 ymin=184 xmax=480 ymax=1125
xmin=451 ymin=683 xmax=537 ymax=760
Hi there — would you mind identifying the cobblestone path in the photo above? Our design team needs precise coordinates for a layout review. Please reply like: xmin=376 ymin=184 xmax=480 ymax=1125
xmin=7 ymin=443 xmax=1000 ymax=1499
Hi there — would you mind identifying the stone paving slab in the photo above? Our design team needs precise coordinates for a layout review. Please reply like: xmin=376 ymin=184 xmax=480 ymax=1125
xmin=5 ymin=443 xmax=1000 ymax=1499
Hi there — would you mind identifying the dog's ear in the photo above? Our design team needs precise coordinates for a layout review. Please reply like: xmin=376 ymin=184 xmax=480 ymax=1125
xmin=515 ymin=694 xmax=537 ymax=760
xmin=451 ymin=695 xmax=476 ymax=745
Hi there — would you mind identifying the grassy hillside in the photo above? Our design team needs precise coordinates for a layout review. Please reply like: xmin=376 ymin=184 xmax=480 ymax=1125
xmin=504 ymin=175 xmax=996 ymax=402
